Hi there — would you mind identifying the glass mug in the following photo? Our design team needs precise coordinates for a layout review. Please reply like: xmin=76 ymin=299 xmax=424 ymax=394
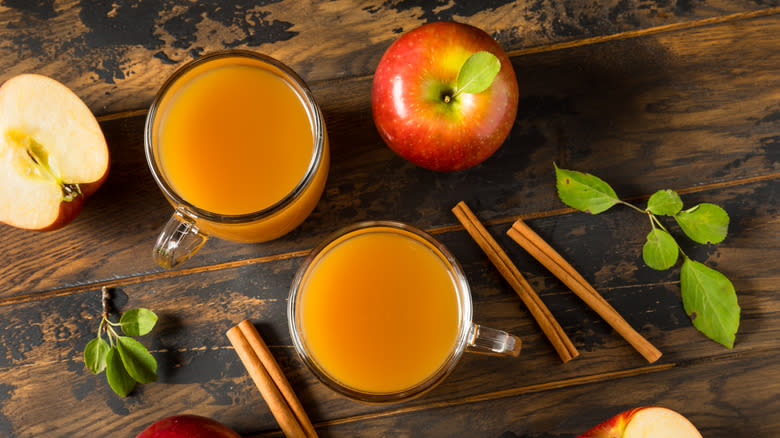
xmin=288 ymin=221 xmax=521 ymax=403
xmin=145 ymin=50 xmax=329 ymax=269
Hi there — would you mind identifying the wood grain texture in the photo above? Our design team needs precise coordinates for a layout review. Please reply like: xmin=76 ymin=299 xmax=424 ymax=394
xmin=0 ymin=1 xmax=776 ymax=115
xmin=0 ymin=180 xmax=776 ymax=436
xmin=1 ymin=14 xmax=778 ymax=300
xmin=310 ymin=349 xmax=780 ymax=437
xmin=0 ymin=4 xmax=779 ymax=438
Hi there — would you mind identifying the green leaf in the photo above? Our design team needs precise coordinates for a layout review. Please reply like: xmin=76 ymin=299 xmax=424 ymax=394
xmin=646 ymin=189 xmax=683 ymax=215
xmin=680 ymin=258 xmax=740 ymax=348
xmin=120 ymin=308 xmax=158 ymax=337
xmin=642 ymin=229 xmax=679 ymax=270
xmin=554 ymin=164 xmax=620 ymax=214
xmin=455 ymin=51 xmax=501 ymax=95
xmin=674 ymin=203 xmax=729 ymax=244
xmin=116 ymin=337 xmax=158 ymax=384
xmin=106 ymin=347 xmax=136 ymax=397
xmin=84 ymin=337 xmax=110 ymax=374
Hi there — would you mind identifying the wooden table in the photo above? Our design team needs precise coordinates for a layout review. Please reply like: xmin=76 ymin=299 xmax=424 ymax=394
xmin=1 ymin=1 xmax=778 ymax=436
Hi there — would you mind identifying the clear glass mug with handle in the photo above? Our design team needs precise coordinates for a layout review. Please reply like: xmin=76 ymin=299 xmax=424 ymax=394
xmin=145 ymin=50 xmax=329 ymax=269
xmin=288 ymin=221 xmax=521 ymax=403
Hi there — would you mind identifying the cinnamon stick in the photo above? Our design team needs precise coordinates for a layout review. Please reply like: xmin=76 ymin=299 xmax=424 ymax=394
xmin=227 ymin=321 xmax=317 ymax=438
xmin=452 ymin=201 xmax=579 ymax=363
xmin=237 ymin=320 xmax=318 ymax=437
xmin=507 ymin=219 xmax=662 ymax=363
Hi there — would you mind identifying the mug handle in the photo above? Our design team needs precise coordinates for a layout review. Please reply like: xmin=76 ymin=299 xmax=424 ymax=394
xmin=465 ymin=323 xmax=522 ymax=357
xmin=153 ymin=208 xmax=209 ymax=269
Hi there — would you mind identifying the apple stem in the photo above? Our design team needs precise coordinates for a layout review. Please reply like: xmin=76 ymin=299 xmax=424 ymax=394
xmin=440 ymin=88 xmax=456 ymax=104
xmin=62 ymin=183 xmax=83 ymax=202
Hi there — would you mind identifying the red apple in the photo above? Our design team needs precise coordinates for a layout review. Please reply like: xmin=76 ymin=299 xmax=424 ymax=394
xmin=371 ymin=21 xmax=519 ymax=171
xmin=579 ymin=407 xmax=702 ymax=438
xmin=136 ymin=414 xmax=241 ymax=438
xmin=0 ymin=74 xmax=109 ymax=231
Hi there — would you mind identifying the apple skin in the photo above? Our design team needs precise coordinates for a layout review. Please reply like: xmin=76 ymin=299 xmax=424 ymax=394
xmin=371 ymin=21 xmax=519 ymax=171
xmin=579 ymin=407 xmax=644 ymax=438
xmin=136 ymin=414 xmax=241 ymax=438
xmin=578 ymin=407 xmax=702 ymax=438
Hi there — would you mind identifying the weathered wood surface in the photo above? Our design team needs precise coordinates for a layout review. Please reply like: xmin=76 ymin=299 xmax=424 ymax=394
xmin=0 ymin=1 xmax=777 ymax=115
xmin=2 ymin=13 xmax=779 ymax=300
xmin=0 ymin=2 xmax=779 ymax=438
xmin=1 ymin=179 xmax=777 ymax=436
xmin=316 ymin=349 xmax=780 ymax=437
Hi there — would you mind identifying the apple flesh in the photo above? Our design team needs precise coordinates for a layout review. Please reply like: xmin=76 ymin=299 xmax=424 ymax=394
xmin=371 ymin=21 xmax=519 ymax=171
xmin=0 ymin=74 xmax=108 ymax=231
xmin=136 ymin=414 xmax=241 ymax=438
xmin=579 ymin=407 xmax=702 ymax=438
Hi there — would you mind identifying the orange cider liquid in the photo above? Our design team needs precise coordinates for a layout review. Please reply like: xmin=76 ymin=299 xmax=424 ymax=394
xmin=155 ymin=55 xmax=328 ymax=241
xmin=299 ymin=227 xmax=461 ymax=394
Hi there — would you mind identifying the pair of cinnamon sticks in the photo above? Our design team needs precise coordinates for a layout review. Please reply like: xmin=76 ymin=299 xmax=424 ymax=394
xmin=226 ymin=320 xmax=318 ymax=438
xmin=452 ymin=201 xmax=662 ymax=364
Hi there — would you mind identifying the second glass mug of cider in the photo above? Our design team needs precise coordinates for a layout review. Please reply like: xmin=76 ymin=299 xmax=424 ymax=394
xmin=145 ymin=50 xmax=329 ymax=268
xmin=288 ymin=221 xmax=522 ymax=403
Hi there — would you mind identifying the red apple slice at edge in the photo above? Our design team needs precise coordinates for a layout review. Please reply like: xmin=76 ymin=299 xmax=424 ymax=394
xmin=0 ymin=74 xmax=108 ymax=230
xmin=624 ymin=407 xmax=702 ymax=438
xmin=579 ymin=406 xmax=702 ymax=438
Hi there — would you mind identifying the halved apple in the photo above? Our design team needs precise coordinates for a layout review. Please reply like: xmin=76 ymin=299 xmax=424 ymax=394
xmin=0 ymin=74 xmax=108 ymax=231
xmin=579 ymin=406 xmax=702 ymax=438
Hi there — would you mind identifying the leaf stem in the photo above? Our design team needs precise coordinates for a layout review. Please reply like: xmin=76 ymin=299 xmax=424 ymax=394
xmin=98 ymin=317 xmax=106 ymax=339
xmin=649 ymin=214 xmax=688 ymax=259
xmin=619 ymin=200 xmax=646 ymax=213
xmin=103 ymin=317 xmax=120 ymax=346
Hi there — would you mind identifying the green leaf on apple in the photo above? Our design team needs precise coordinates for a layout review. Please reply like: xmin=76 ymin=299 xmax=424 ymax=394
xmin=680 ymin=258 xmax=740 ymax=348
xmin=455 ymin=51 xmax=501 ymax=96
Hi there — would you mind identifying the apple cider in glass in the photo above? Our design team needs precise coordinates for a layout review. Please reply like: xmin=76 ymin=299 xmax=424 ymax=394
xmin=298 ymin=226 xmax=461 ymax=394
xmin=145 ymin=51 xmax=328 ymax=268
xmin=289 ymin=221 xmax=522 ymax=403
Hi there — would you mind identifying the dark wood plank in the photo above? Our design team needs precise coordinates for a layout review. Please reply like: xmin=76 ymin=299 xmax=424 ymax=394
xmin=1 ymin=14 xmax=778 ymax=299
xmin=312 ymin=348 xmax=780 ymax=437
xmin=0 ymin=180 xmax=776 ymax=436
xmin=0 ymin=1 xmax=775 ymax=115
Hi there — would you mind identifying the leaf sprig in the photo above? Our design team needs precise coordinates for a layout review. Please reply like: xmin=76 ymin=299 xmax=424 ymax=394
xmin=454 ymin=51 xmax=501 ymax=97
xmin=554 ymin=165 xmax=740 ymax=348
xmin=84 ymin=287 xmax=158 ymax=396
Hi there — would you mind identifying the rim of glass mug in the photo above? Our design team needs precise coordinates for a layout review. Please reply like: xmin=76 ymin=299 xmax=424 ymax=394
xmin=288 ymin=221 xmax=482 ymax=403
xmin=144 ymin=49 xmax=326 ymax=224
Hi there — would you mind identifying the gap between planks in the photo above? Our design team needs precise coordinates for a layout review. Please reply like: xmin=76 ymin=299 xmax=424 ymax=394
xmin=1 ymin=172 xmax=777 ymax=308
xmin=94 ymin=7 xmax=780 ymax=124
xmin=246 ymin=347 xmax=778 ymax=437
xmin=506 ymin=7 xmax=780 ymax=58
